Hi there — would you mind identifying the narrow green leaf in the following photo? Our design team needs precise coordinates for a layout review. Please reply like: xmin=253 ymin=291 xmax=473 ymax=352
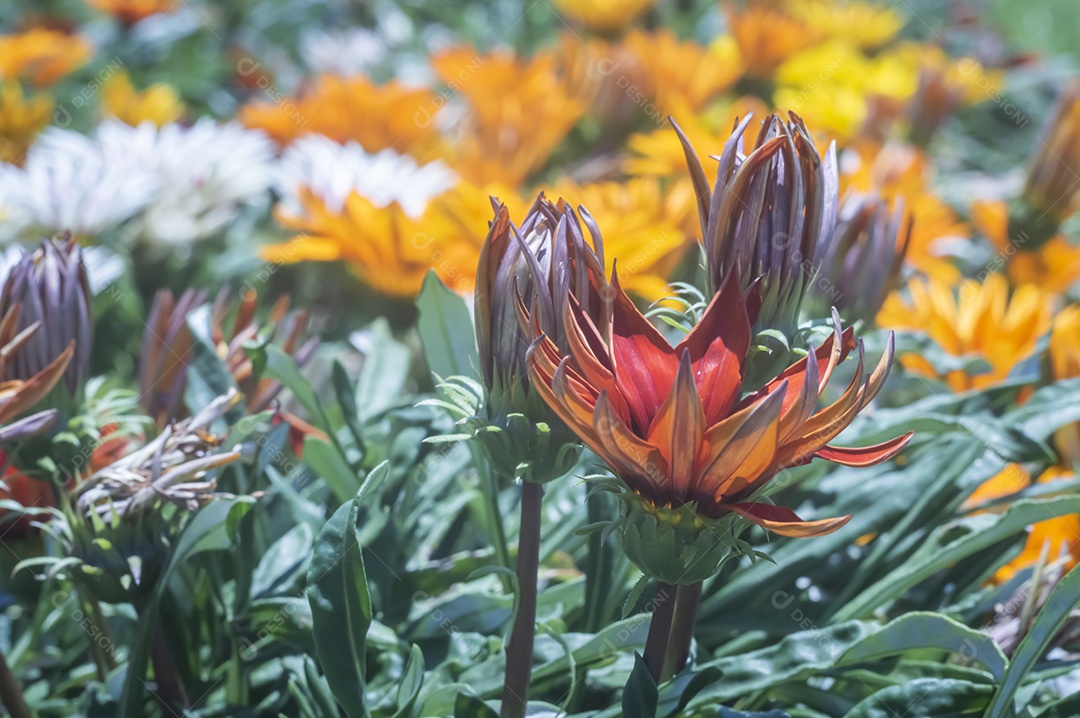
xmin=837 ymin=612 xmax=1007 ymax=681
xmin=303 ymin=435 xmax=360 ymax=504
xmin=415 ymin=271 xmax=478 ymax=381
xmin=391 ymin=644 xmax=425 ymax=718
xmin=844 ymin=677 xmax=992 ymax=717
xmin=306 ymin=491 xmax=373 ymax=718
xmin=453 ymin=694 xmax=498 ymax=718
xmin=622 ymin=653 xmax=658 ymax=718
xmin=985 ymin=563 xmax=1080 ymax=718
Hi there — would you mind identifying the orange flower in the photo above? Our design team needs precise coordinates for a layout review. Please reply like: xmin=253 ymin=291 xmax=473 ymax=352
xmin=724 ymin=3 xmax=819 ymax=79
xmin=0 ymin=80 xmax=53 ymax=164
xmin=622 ymin=30 xmax=742 ymax=114
xmin=877 ymin=274 xmax=1053 ymax=392
xmin=970 ymin=199 xmax=1080 ymax=295
xmin=966 ymin=465 xmax=1080 ymax=583
xmin=550 ymin=0 xmax=656 ymax=33
xmin=85 ymin=0 xmax=175 ymax=25
xmin=432 ymin=46 xmax=586 ymax=186
xmin=266 ymin=189 xmax=478 ymax=298
xmin=527 ymin=273 xmax=912 ymax=537
xmin=239 ymin=74 xmax=443 ymax=159
xmin=0 ymin=28 xmax=91 ymax=86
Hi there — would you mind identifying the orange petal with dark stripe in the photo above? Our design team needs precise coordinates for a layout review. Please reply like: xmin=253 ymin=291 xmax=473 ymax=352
xmin=815 ymin=431 xmax=913 ymax=467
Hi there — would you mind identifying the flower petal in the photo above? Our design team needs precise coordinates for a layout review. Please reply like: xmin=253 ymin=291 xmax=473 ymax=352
xmin=815 ymin=431 xmax=913 ymax=467
xmin=646 ymin=351 xmax=705 ymax=496
xmin=727 ymin=502 xmax=851 ymax=538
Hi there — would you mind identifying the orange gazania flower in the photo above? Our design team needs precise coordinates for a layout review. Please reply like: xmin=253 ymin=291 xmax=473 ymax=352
xmin=432 ymin=46 xmax=587 ymax=186
xmin=527 ymin=273 xmax=912 ymax=537
xmin=85 ymin=0 xmax=175 ymax=25
xmin=966 ymin=465 xmax=1080 ymax=583
xmin=970 ymin=199 xmax=1080 ymax=295
xmin=0 ymin=28 xmax=92 ymax=86
xmin=0 ymin=80 xmax=53 ymax=164
xmin=724 ymin=3 xmax=819 ymax=79
xmin=266 ymin=188 xmax=479 ymax=298
xmin=622 ymin=30 xmax=742 ymax=114
xmin=239 ymin=75 xmax=443 ymax=159
xmin=550 ymin=0 xmax=656 ymax=33
xmin=877 ymin=274 xmax=1053 ymax=392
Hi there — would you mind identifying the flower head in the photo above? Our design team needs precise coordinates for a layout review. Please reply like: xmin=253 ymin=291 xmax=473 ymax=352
xmin=675 ymin=112 xmax=838 ymax=334
xmin=0 ymin=29 xmax=91 ymax=86
xmin=0 ymin=80 xmax=53 ymax=164
xmin=102 ymin=70 xmax=185 ymax=127
xmin=809 ymin=192 xmax=910 ymax=322
xmin=0 ymin=305 xmax=73 ymax=444
xmin=725 ymin=3 xmax=819 ymax=79
xmin=877 ymin=275 xmax=1052 ymax=392
xmin=550 ymin=0 xmax=656 ymax=33
xmin=476 ymin=194 xmax=608 ymax=419
xmin=64 ymin=390 xmax=244 ymax=603
xmin=526 ymin=273 xmax=911 ymax=581
xmin=0 ymin=237 xmax=92 ymax=399
xmin=432 ymin=46 xmax=587 ymax=186
xmin=85 ymin=0 xmax=176 ymax=25
xmin=239 ymin=74 xmax=442 ymax=158
xmin=140 ymin=288 xmax=317 ymax=427
xmin=266 ymin=137 xmax=467 ymax=297
xmin=1014 ymin=82 xmax=1080 ymax=243
xmin=622 ymin=30 xmax=742 ymax=114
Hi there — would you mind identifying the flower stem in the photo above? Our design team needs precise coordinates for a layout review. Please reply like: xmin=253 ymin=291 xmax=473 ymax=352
xmin=662 ymin=581 xmax=702 ymax=681
xmin=642 ymin=582 xmax=676 ymax=682
xmin=0 ymin=642 xmax=31 ymax=718
xmin=143 ymin=612 xmax=189 ymax=712
xmin=501 ymin=480 xmax=543 ymax=718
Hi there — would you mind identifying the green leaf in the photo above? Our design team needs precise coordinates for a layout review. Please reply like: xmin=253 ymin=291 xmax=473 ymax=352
xmin=623 ymin=653 xmax=658 ymax=718
xmin=985 ymin=563 xmax=1080 ymax=718
xmin=356 ymin=318 xmax=412 ymax=419
xmin=837 ymin=612 xmax=1007 ymax=681
xmin=453 ymin=694 xmax=498 ymax=718
xmin=306 ymin=490 xmax=373 ymax=718
xmin=264 ymin=345 xmax=333 ymax=433
xmin=119 ymin=497 xmax=254 ymax=718
xmin=391 ymin=644 xmax=425 ymax=718
xmin=688 ymin=622 xmax=878 ymax=707
xmin=844 ymin=678 xmax=992 ymax=717
xmin=834 ymin=496 xmax=1080 ymax=622
xmin=251 ymin=522 xmax=314 ymax=598
xmin=303 ymin=435 xmax=360 ymax=504
xmin=415 ymin=271 xmax=478 ymax=381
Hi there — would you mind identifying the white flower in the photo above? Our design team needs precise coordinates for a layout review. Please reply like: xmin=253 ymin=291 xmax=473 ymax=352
xmin=299 ymin=28 xmax=387 ymax=76
xmin=0 ymin=120 xmax=276 ymax=249
xmin=0 ymin=128 xmax=158 ymax=237
xmin=276 ymin=135 xmax=456 ymax=218
xmin=93 ymin=120 xmax=277 ymax=247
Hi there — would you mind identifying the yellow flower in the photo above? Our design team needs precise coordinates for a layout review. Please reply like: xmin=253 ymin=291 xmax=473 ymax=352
xmin=622 ymin=30 xmax=742 ymax=113
xmin=970 ymin=200 xmax=1080 ymax=294
xmin=239 ymin=75 xmax=444 ymax=159
xmin=423 ymin=181 xmax=528 ymax=271
xmin=550 ymin=0 xmax=656 ymax=33
xmin=623 ymin=97 xmax=769 ymax=178
xmin=0 ymin=80 xmax=53 ymax=164
xmin=0 ymin=28 xmax=92 ymax=86
xmin=877 ymin=274 xmax=1053 ymax=392
xmin=265 ymin=188 xmax=478 ymax=298
xmin=432 ymin=46 xmax=586 ymax=186
xmin=102 ymin=70 xmax=184 ymax=127
xmin=785 ymin=0 xmax=904 ymax=50
xmin=1050 ymin=306 xmax=1080 ymax=466
xmin=85 ymin=0 xmax=175 ymax=25
xmin=724 ymin=3 xmax=820 ymax=78
xmin=966 ymin=465 xmax=1079 ymax=583
xmin=542 ymin=177 xmax=694 ymax=302
xmin=774 ymin=82 xmax=867 ymax=141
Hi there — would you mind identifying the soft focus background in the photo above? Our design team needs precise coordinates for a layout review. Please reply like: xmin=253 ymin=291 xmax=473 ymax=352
xmin=1 ymin=1 xmax=1080 ymax=717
